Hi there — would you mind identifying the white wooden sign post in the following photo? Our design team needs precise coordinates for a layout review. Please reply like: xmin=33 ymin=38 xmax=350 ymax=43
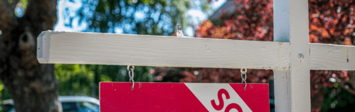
xmin=37 ymin=0 xmax=354 ymax=111
xmin=273 ymin=0 xmax=310 ymax=111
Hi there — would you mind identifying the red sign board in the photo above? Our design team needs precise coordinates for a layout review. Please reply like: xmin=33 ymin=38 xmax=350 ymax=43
xmin=100 ymin=82 xmax=269 ymax=112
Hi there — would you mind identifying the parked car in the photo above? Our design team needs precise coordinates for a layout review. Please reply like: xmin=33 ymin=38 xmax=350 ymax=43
xmin=3 ymin=96 xmax=99 ymax=112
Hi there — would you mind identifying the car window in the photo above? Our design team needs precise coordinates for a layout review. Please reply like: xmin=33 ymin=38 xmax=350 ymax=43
xmin=62 ymin=102 xmax=79 ymax=112
xmin=77 ymin=102 xmax=99 ymax=112
xmin=4 ymin=104 xmax=15 ymax=112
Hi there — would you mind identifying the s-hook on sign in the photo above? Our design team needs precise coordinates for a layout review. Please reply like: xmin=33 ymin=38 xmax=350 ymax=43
xmin=100 ymin=82 xmax=269 ymax=112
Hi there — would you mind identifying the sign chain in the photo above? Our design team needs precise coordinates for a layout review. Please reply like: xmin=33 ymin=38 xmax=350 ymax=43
xmin=241 ymin=68 xmax=247 ymax=90
xmin=127 ymin=65 xmax=135 ymax=89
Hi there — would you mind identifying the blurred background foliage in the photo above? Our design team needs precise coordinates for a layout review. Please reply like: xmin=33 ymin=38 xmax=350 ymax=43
xmin=62 ymin=0 xmax=210 ymax=35
xmin=54 ymin=64 xmax=153 ymax=97
xmin=321 ymin=87 xmax=355 ymax=111
xmin=50 ymin=0 xmax=211 ymax=99
xmin=1 ymin=0 xmax=212 ymax=101
xmin=0 ymin=0 xmax=354 ymax=112
xmin=89 ymin=0 xmax=191 ymax=34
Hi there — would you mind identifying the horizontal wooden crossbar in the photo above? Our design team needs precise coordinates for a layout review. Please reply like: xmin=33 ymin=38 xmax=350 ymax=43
xmin=310 ymin=43 xmax=355 ymax=70
xmin=37 ymin=31 xmax=291 ymax=69
xmin=37 ymin=31 xmax=354 ymax=70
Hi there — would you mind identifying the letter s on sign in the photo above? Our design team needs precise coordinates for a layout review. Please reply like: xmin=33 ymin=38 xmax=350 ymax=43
xmin=210 ymin=89 xmax=230 ymax=110
xmin=225 ymin=103 xmax=243 ymax=112
xmin=211 ymin=88 xmax=243 ymax=112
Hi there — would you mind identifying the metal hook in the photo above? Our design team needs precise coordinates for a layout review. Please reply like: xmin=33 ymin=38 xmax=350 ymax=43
xmin=127 ymin=65 xmax=135 ymax=89
xmin=176 ymin=24 xmax=184 ymax=37
xmin=177 ymin=24 xmax=182 ymax=31
xmin=240 ymin=68 xmax=247 ymax=90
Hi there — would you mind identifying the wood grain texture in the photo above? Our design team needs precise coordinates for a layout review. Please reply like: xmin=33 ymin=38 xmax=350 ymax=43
xmin=273 ymin=0 xmax=293 ymax=111
xmin=37 ymin=31 xmax=291 ymax=69
xmin=288 ymin=0 xmax=311 ymax=111
xmin=310 ymin=43 xmax=355 ymax=70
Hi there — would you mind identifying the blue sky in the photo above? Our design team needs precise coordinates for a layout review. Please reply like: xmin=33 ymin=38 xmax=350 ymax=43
xmin=54 ymin=0 xmax=226 ymax=37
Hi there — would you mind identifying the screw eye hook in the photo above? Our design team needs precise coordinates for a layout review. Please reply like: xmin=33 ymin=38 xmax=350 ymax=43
xmin=240 ymin=68 xmax=247 ymax=90
xmin=176 ymin=24 xmax=184 ymax=37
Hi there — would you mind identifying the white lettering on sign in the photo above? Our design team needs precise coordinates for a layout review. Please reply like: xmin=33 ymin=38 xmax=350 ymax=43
xmin=185 ymin=83 xmax=252 ymax=112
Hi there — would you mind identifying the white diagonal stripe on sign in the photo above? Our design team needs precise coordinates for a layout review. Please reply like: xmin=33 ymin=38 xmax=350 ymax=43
xmin=185 ymin=83 xmax=252 ymax=112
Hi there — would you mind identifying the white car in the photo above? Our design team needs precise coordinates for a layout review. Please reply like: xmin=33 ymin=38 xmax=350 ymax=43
xmin=3 ymin=96 xmax=100 ymax=112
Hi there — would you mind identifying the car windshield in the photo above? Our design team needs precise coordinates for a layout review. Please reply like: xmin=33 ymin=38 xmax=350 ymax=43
xmin=4 ymin=104 xmax=15 ymax=112
xmin=78 ymin=102 xmax=99 ymax=112
xmin=3 ymin=96 xmax=99 ymax=112
xmin=62 ymin=102 xmax=79 ymax=112
xmin=62 ymin=102 xmax=99 ymax=112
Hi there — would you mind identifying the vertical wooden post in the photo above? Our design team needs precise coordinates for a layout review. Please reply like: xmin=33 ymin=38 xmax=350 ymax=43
xmin=273 ymin=70 xmax=291 ymax=111
xmin=273 ymin=0 xmax=311 ymax=112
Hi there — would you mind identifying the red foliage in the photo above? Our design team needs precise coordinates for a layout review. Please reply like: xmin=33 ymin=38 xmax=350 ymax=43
xmin=309 ymin=0 xmax=355 ymax=44
xmin=187 ymin=0 xmax=275 ymax=85
xmin=197 ymin=0 xmax=274 ymax=41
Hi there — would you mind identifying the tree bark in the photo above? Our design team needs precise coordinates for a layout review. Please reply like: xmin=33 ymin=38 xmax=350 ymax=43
xmin=0 ymin=0 xmax=61 ymax=112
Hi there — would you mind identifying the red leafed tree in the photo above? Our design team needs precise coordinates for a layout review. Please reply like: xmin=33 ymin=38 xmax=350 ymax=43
xmin=308 ymin=0 xmax=355 ymax=111
xmin=153 ymin=0 xmax=354 ymax=111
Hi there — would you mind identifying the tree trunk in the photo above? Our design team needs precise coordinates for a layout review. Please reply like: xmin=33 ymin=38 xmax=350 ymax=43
xmin=0 ymin=0 xmax=61 ymax=111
